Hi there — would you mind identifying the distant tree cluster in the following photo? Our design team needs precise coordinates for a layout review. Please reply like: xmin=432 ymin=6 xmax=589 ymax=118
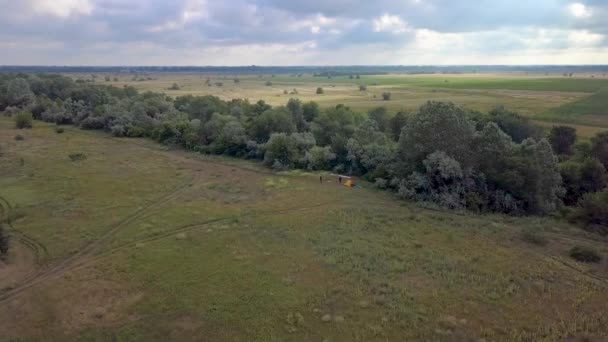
xmin=1 ymin=73 xmax=608 ymax=227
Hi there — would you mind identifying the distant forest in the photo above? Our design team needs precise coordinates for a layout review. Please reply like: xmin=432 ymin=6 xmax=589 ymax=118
xmin=1 ymin=65 xmax=608 ymax=75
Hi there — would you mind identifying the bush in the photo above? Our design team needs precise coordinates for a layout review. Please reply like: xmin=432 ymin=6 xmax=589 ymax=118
xmin=55 ymin=126 xmax=65 ymax=134
xmin=569 ymin=246 xmax=601 ymax=263
xmin=359 ymin=85 xmax=367 ymax=91
xmin=382 ymin=92 xmax=391 ymax=101
xmin=168 ymin=83 xmax=180 ymax=90
xmin=14 ymin=134 xmax=24 ymax=141
xmin=69 ymin=153 xmax=87 ymax=162
xmin=15 ymin=111 xmax=33 ymax=129
xmin=316 ymin=87 xmax=324 ymax=94
xmin=265 ymin=81 xmax=273 ymax=86
xmin=569 ymin=191 xmax=608 ymax=235
xmin=0 ymin=224 xmax=8 ymax=259
xmin=521 ymin=229 xmax=547 ymax=246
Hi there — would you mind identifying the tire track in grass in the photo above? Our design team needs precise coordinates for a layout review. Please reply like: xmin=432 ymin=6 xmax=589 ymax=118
xmin=0 ymin=200 xmax=332 ymax=302
xmin=0 ymin=173 xmax=200 ymax=303
xmin=0 ymin=132 xmax=327 ymax=302
xmin=57 ymin=201 xmax=333 ymax=278
xmin=0 ymin=195 xmax=50 ymax=286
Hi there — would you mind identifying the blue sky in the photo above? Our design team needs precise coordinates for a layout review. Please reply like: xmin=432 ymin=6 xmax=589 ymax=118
xmin=0 ymin=0 xmax=606 ymax=65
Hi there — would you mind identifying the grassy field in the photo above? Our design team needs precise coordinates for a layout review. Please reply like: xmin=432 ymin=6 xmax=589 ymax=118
xmin=2 ymin=118 xmax=608 ymax=341
xmin=82 ymin=73 xmax=608 ymax=138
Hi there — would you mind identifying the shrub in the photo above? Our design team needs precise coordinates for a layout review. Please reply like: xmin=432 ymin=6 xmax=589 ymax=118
xmin=15 ymin=111 xmax=33 ymax=129
xmin=168 ymin=83 xmax=180 ymax=90
xmin=110 ymin=124 xmax=126 ymax=137
xmin=316 ymin=87 xmax=324 ymax=94
xmin=569 ymin=246 xmax=601 ymax=263
xmin=521 ymin=229 xmax=547 ymax=246
xmin=14 ymin=134 xmax=24 ymax=141
xmin=359 ymin=85 xmax=367 ymax=91
xmin=55 ymin=126 xmax=65 ymax=134
xmin=69 ymin=153 xmax=87 ymax=162
xmin=265 ymin=81 xmax=273 ymax=86
xmin=374 ymin=178 xmax=388 ymax=189
xmin=0 ymin=224 xmax=8 ymax=259
xmin=382 ymin=92 xmax=391 ymax=101
xmin=569 ymin=191 xmax=608 ymax=235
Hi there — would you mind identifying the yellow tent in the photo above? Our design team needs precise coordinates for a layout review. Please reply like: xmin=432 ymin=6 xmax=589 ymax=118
xmin=344 ymin=179 xmax=354 ymax=187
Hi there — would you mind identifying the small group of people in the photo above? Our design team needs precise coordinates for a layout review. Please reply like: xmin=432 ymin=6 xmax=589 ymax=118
xmin=319 ymin=175 xmax=344 ymax=183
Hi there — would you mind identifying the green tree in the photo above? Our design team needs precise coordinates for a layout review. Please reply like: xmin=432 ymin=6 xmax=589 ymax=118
xmin=6 ymin=78 xmax=34 ymax=107
xmin=368 ymin=107 xmax=389 ymax=132
xmin=570 ymin=191 xmax=608 ymax=235
xmin=590 ymin=132 xmax=608 ymax=169
xmin=302 ymin=101 xmax=320 ymax=122
xmin=513 ymin=139 xmax=564 ymax=214
xmin=560 ymin=158 xmax=607 ymax=205
xmin=397 ymin=101 xmax=476 ymax=170
xmin=249 ymin=107 xmax=296 ymax=142
xmin=311 ymin=105 xmax=363 ymax=147
xmin=304 ymin=146 xmax=336 ymax=170
xmin=389 ymin=111 xmax=408 ymax=141
xmin=286 ymin=98 xmax=306 ymax=132
xmin=548 ymin=126 xmax=577 ymax=156
xmin=488 ymin=106 xmax=541 ymax=143
xmin=263 ymin=133 xmax=300 ymax=169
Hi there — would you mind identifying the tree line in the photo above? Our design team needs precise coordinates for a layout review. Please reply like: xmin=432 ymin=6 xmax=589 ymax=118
xmin=1 ymin=73 xmax=607 ymax=235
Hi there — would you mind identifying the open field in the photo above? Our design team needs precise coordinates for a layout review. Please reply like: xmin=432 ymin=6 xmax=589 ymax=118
xmin=2 ymin=118 xmax=608 ymax=340
xmin=81 ymin=73 xmax=608 ymax=138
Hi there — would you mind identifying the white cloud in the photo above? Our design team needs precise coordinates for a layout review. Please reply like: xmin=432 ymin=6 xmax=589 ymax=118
xmin=288 ymin=14 xmax=336 ymax=34
xmin=147 ymin=0 xmax=208 ymax=32
xmin=568 ymin=30 xmax=603 ymax=47
xmin=568 ymin=3 xmax=592 ymax=18
xmin=29 ymin=0 xmax=93 ymax=18
xmin=373 ymin=14 xmax=408 ymax=34
xmin=412 ymin=29 xmax=465 ymax=50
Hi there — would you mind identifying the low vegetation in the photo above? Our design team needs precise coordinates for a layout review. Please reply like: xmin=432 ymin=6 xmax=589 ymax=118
xmin=0 ymin=224 xmax=8 ymax=259
xmin=14 ymin=111 xmax=33 ymax=129
xmin=569 ymin=245 xmax=602 ymax=263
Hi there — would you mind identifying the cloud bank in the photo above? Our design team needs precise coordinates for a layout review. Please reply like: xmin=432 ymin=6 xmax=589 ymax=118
xmin=0 ymin=0 xmax=606 ymax=65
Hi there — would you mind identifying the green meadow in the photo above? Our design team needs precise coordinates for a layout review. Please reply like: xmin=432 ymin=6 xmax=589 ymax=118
xmin=2 ymin=118 xmax=608 ymax=341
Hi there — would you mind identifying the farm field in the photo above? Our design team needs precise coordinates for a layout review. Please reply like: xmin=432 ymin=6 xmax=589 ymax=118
xmin=84 ymin=73 xmax=608 ymax=139
xmin=2 ymin=118 xmax=608 ymax=341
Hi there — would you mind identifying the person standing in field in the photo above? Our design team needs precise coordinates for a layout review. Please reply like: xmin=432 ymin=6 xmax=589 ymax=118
xmin=320 ymin=175 xmax=323 ymax=183
xmin=338 ymin=176 xmax=342 ymax=184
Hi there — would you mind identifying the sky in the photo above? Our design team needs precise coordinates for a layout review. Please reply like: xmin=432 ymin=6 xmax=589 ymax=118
xmin=0 ymin=0 xmax=607 ymax=66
